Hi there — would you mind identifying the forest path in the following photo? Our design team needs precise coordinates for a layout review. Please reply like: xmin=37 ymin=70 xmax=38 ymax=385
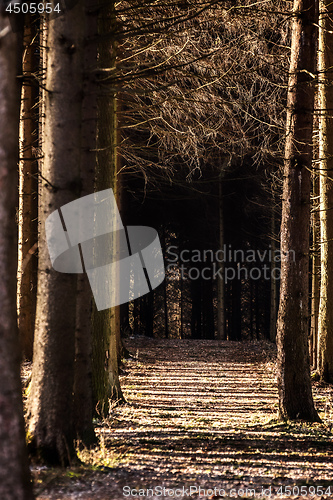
xmin=36 ymin=339 xmax=333 ymax=499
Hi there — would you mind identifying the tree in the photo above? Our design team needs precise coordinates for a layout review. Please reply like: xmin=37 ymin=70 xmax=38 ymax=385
xmin=92 ymin=0 xmax=125 ymax=412
xmin=0 ymin=10 xmax=34 ymax=499
xmin=17 ymin=15 xmax=38 ymax=361
xmin=276 ymin=0 xmax=319 ymax=421
xmin=73 ymin=0 xmax=98 ymax=445
xmin=27 ymin=2 xmax=85 ymax=464
xmin=317 ymin=0 xmax=333 ymax=382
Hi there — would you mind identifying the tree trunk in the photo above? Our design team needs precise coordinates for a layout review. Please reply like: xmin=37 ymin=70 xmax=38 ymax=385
xmin=276 ymin=0 xmax=319 ymax=421
xmin=269 ymin=208 xmax=278 ymax=342
xmin=0 ymin=11 xmax=34 ymax=499
xmin=317 ymin=0 xmax=333 ymax=382
xmin=17 ymin=15 xmax=38 ymax=361
xmin=27 ymin=3 xmax=85 ymax=464
xmin=73 ymin=0 xmax=99 ymax=445
xmin=202 ymin=278 xmax=214 ymax=339
xmin=92 ymin=0 xmax=124 ymax=412
xmin=217 ymin=174 xmax=226 ymax=339
xmin=311 ymin=171 xmax=320 ymax=370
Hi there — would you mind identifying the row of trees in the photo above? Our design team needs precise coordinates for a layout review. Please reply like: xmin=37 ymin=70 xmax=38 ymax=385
xmin=2 ymin=0 xmax=333 ymax=497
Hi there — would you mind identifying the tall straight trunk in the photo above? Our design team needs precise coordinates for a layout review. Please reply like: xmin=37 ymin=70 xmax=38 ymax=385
xmin=255 ymin=279 xmax=259 ymax=339
xmin=0 ymin=11 xmax=34 ymax=499
xmin=231 ymin=276 xmax=242 ymax=340
xmin=27 ymin=3 xmax=85 ymax=464
xmin=317 ymin=0 xmax=333 ymax=382
xmin=269 ymin=209 xmax=278 ymax=342
xmin=311 ymin=172 xmax=320 ymax=370
xmin=217 ymin=174 xmax=226 ymax=339
xmin=180 ymin=262 xmax=184 ymax=339
xmin=276 ymin=0 xmax=319 ymax=421
xmin=92 ymin=0 xmax=124 ymax=412
xmin=163 ymin=275 xmax=169 ymax=338
xmin=202 ymin=278 xmax=214 ymax=339
xmin=250 ymin=278 xmax=254 ymax=339
xmin=73 ymin=0 xmax=98 ymax=445
xmin=17 ymin=15 xmax=38 ymax=360
xmin=190 ymin=274 xmax=202 ymax=339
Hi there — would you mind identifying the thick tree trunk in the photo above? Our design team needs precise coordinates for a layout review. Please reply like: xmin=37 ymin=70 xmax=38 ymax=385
xmin=27 ymin=3 xmax=85 ymax=464
xmin=0 ymin=12 xmax=34 ymax=499
xmin=317 ymin=0 xmax=333 ymax=382
xmin=276 ymin=0 xmax=319 ymax=421
xmin=73 ymin=0 xmax=99 ymax=445
xmin=92 ymin=0 xmax=124 ymax=412
xmin=17 ymin=16 xmax=38 ymax=361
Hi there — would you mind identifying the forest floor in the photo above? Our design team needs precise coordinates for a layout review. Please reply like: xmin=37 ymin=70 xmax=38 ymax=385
xmin=30 ymin=338 xmax=333 ymax=500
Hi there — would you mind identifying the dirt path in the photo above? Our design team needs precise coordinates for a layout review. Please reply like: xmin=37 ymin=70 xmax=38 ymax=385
xmin=35 ymin=339 xmax=333 ymax=499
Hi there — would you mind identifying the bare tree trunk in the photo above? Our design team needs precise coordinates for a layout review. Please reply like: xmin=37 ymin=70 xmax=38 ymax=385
xmin=276 ymin=0 xmax=319 ymax=421
xmin=27 ymin=3 xmax=85 ymax=464
xmin=317 ymin=0 xmax=333 ymax=382
xmin=269 ymin=208 xmax=277 ymax=342
xmin=17 ymin=16 xmax=38 ymax=361
xmin=0 ymin=11 xmax=34 ymax=499
xmin=217 ymin=173 xmax=225 ymax=339
xmin=311 ymin=171 xmax=320 ymax=370
xmin=73 ymin=0 xmax=99 ymax=445
xmin=92 ymin=0 xmax=124 ymax=412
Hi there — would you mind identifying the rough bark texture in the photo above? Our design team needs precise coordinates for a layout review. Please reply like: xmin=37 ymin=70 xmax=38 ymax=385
xmin=317 ymin=0 xmax=333 ymax=382
xmin=276 ymin=0 xmax=319 ymax=421
xmin=73 ymin=0 xmax=98 ymax=445
xmin=311 ymin=171 xmax=320 ymax=370
xmin=92 ymin=0 xmax=124 ymax=413
xmin=269 ymin=208 xmax=277 ymax=342
xmin=0 ymin=12 xmax=34 ymax=499
xmin=27 ymin=3 xmax=85 ymax=465
xmin=17 ymin=16 xmax=38 ymax=361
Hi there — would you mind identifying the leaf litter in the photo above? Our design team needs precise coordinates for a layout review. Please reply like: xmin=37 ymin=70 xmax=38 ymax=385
xmin=29 ymin=338 xmax=333 ymax=499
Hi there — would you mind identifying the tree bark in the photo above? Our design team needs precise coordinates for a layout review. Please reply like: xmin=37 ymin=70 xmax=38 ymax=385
xmin=217 ymin=173 xmax=226 ymax=339
xmin=0 ymin=11 xmax=34 ymax=499
xmin=17 ymin=15 xmax=38 ymax=361
xmin=311 ymin=171 xmax=320 ymax=370
xmin=27 ymin=3 xmax=85 ymax=464
xmin=73 ymin=0 xmax=99 ymax=445
xmin=92 ymin=0 xmax=124 ymax=412
xmin=317 ymin=0 xmax=333 ymax=382
xmin=276 ymin=0 xmax=319 ymax=421
xmin=269 ymin=208 xmax=278 ymax=342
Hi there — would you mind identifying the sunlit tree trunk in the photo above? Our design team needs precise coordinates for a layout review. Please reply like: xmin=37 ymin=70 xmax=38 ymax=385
xmin=311 ymin=172 xmax=320 ymax=370
xmin=92 ymin=0 xmax=124 ymax=412
xmin=17 ymin=15 xmax=38 ymax=360
xmin=73 ymin=0 xmax=98 ymax=445
xmin=269 ymin=208 xmax=277 ymax=342
xmin=317 ymin=0 xmax=333 ymax=382
xmin=0 ymin=11 xmax=34 ymax=499
xmin=27 ymin=3 xmax=85 ymax=464
xmin=276 ymin=0 xmax=319 ymax=421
